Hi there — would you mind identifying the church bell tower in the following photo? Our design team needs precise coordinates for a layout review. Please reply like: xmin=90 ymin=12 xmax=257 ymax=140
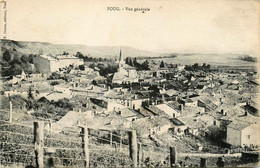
xmin=119 ymin=49 xmax=124 ymax=71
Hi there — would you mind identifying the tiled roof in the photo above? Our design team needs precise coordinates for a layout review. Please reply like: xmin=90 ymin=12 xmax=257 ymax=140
xmin=170 ymin=118 xmax=185 ymax=126
xmin=227 ymin=120 xmax=254 ymax=131
xmin=44 ymin=91 xmax=71 ymax=101
xmin=165 ymin=89 xmax=178 ymax=97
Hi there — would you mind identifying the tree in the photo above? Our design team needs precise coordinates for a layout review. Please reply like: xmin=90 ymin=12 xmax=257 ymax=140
xmin=9 ymin=64 xmax=23 ymax=75
xmin=208 ymin=125 xmax=223 ymax=141
xmin=125 ymin=57 xmax=129 ymax=64
xmin=50 ymin=81 xmax=60 ymax=86
xmin=52 ymin=72 xmax=60 ymax=79
xmin=129 ymin=58 xmax=133 ymax=66
xmin=79 ymin=64 xmax=85 ymax=71
xmin=160 ymin=61 xmax=165 ymax=68
xmin=185 ymin=65 xmax=194 ymax=71
xmin=3 ymin=50 xmax=11 ymax=62
xmin=27 ymin=87 xmax=35 ymax=109
xmin=202 ymin=63 xmax=206 ymax=69
xmin=141 ymin=60 xmax=150 ymax=70
xmin=20 ymin=55 xmax=28 ymax=63
xmin=148 ymin=85 xmax=160 ymax=93
xmin=35 ymin=90 xmax=40 ymax=96
xmin=192 ymin=63 xmax=199 ymax=70
xmin=92 ymin=80 xmax=97 ymax=85
xmin=89 ymin=63 xmax=95 ymax=69
xmin=62 ymin=51 xmax=69 ymax=55
xmin=133 ymin=57 xmax=137 ymax=66
xmin=10 ymin=56 xmax=22 ymax=65
xmin=27 ymin=87 xmax=34 ymax=100
xmin=76 ymin=52 xmax=84 ymax=59
xmin=28 ymin=54 xmax=34 ymax=64
xmin=55 ymin=98 xmax=73 ymax=109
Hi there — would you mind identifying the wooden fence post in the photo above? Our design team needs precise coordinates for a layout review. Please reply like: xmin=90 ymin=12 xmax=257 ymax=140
xmin=138 ymin=143 xmax=142 ymax=168
xmin=114 ymin=142 xmax=117 ymax=150
xmin=119 ymin=134 xmax=122 ymax=152
xmin=200 ymin=158 xmax=207 ymax=167
xmin=128 ymin=130 xmax=138 ymax=167
xmin=170 ymin=146 xmax=177 ymax=167
xmin=110 ymin=130 xmax=113 ymax=146
xmin=49 ymin=120 xmax=52 ymax=133
xmin=34 ymin=121 xmax=44 ymax=168
xmin=81 ymin=127 xmax=89 ymax=167
xmin=9 ymin=101 xmax=12 ymax=123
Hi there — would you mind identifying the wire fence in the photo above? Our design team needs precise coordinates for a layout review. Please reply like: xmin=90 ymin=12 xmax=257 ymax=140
xmin=0 ymin=120 xmax=35 ymax=166
xmin=0 ymin=120 xmax=174 ymax=167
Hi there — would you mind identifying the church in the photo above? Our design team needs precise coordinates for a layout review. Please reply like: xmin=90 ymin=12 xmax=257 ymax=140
xmin=112 ymin=49 xmax=138 ymax=84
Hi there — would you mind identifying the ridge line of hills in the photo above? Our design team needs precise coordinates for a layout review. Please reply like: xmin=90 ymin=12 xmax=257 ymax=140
xmin=0 ymin=39 xmax=162 ymax=58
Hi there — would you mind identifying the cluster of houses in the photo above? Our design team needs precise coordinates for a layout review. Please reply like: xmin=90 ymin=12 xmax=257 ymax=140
xmin=2 ymin=50 xmax=259 ymax=150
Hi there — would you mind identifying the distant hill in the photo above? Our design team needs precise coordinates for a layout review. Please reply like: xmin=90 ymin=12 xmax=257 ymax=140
xmin=237 ymin=55 xmax=257 ymax=62
xmin=0 ymin=39 xmax=161 ymax=59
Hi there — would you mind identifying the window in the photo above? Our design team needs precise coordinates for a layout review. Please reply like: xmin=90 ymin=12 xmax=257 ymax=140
xmin=248 ymin=135 xmax=251 ymax=139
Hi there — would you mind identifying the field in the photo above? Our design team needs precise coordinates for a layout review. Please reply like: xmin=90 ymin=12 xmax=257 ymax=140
xmin=151 ymin=54 xmax=257 ymax=69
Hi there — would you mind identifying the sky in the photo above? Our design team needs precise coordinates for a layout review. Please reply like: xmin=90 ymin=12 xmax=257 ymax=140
xmin=1 ymin=0 xmax=260 ymax=55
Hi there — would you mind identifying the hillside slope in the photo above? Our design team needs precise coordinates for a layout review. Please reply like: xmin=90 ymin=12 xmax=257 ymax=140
xmin=0 ymin=39 xmax=160 ymax=58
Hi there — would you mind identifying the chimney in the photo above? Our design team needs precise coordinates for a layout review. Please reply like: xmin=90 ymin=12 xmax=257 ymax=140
xmin=221 ymin=109 xmax=224 ymax=115
xmin=162 ymin=94 xmax=165 ymax=102
xmin=134 ymin=95 xmax=137 ymax=100
xmin=79 ymin=108 xmax=82 ymax=113
xmin=179 ymin=104 xmax=183 ymax=112
xmin=108 ymin=86 xmax=111 ymax=91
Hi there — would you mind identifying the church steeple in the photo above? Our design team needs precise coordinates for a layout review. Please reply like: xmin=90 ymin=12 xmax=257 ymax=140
xmin=119 ymin=48 xmax=123 ymax=62
xmin=118 ymin=48 xmax=125 ymax=71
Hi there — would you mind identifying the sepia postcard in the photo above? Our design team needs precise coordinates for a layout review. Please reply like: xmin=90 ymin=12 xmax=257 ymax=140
xmin=0 ymin=0 xmax=259 ymax=167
